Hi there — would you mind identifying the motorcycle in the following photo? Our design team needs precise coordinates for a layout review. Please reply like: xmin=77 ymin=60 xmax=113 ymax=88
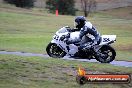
xmin=46 ymin=26 xmax=116 ymax=63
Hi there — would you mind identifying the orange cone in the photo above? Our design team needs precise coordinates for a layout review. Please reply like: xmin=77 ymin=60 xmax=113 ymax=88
xmin=56 ymin=10 xmax=58 ymax=16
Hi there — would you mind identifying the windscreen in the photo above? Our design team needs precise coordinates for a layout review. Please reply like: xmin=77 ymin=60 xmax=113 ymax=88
xmin=57 ymin=27 xmax=68 ymax=33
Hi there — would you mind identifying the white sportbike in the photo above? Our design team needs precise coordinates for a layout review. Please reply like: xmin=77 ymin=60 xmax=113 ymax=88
xmin=46 ymin=26 xmax=116 ymax=63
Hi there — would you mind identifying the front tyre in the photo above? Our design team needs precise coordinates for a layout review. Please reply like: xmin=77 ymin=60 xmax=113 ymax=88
xmin=46 ymin=43 xmax=66 ymax=58
xmin=96 ymin=45 xmax=116 ymax=63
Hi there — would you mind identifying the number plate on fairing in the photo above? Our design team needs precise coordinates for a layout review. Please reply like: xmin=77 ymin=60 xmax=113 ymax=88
xmin=100 ymin=35 xmax=116 ymax=45
xmin=53 ymin=34 xmax=59 ymax=41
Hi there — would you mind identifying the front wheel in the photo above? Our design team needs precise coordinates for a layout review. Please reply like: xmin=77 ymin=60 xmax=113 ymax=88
xmin=96 ymin=45 xmax=116 ymax=63
xmin=46 ymin=43 xmax=66 ymax=58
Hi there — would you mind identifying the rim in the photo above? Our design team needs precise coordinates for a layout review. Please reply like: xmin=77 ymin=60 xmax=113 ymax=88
xmin=49 ymin=44 xmax=65 ymax=57
xmin=98 ymin=48 xmax=113 ymax=63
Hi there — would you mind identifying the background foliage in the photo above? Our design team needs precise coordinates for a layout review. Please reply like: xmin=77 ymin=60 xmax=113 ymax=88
xmin=4 ymin=0 xmax=35 ymax=8
xmin=46 ymin=0 xmax=76 ymax=15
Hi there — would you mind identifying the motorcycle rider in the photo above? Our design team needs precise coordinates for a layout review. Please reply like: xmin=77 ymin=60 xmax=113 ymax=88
xmin=66 ymin=16 xmax=100 ymax=50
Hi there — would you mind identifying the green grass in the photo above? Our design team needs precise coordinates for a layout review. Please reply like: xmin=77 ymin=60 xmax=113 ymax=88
xmin=0 ymin=11 xmax=74 ymax=53
xmin=0 ymin=34 xmax=52 ymax=53
xmin=100 ymin=6 xmax=132 ymax=19
xmin=0 ymin=55 xmax=132 ymax=88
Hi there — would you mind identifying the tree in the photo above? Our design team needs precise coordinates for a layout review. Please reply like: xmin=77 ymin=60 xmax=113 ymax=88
xmin=4 ymin=0 xmax=35 ymax=8
xmin=46 ymin=0 xmax=76 ymax=15
xmin=81 ymin=0 xmax=96 ymax=17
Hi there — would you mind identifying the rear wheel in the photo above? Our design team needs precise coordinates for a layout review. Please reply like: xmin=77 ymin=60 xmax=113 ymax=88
xmin=46 ymin=43 xmax=66 ymax=58
xmin=96 ymin=45 xmax=116 ymax=63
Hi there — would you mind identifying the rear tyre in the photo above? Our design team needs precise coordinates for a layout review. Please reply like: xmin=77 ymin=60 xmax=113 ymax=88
xmin=46 ymin=43 xmax=66 ymax=58
xmin=96 ymin=45 xmax=116 ymax=63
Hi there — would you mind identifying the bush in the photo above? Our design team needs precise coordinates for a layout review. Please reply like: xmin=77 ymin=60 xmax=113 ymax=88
xmin=4 ymin=0 xmax=35 ymax=8
xmin=46 ymin=0 xmax=76 ymax=15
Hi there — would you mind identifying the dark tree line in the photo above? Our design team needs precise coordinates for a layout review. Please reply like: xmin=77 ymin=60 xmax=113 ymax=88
xmin=4 ymin=0 xmax=35 ymax=8
xmin=46 ymin=0 xmax=76 ymax=15
xmin=46 ymin=0 xmax=97 ymax=16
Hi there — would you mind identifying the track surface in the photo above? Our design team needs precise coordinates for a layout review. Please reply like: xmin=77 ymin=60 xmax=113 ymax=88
xmin=0 ymin=51 xmax=132 ymax=67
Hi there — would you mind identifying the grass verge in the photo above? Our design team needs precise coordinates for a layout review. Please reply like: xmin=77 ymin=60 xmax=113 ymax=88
xmin=0 ymin=54 xmax=132 ymax=88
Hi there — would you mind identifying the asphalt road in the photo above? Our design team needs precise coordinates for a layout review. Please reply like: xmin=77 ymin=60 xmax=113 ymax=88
xmin=0 ymin=51 xmax=132 ymax=67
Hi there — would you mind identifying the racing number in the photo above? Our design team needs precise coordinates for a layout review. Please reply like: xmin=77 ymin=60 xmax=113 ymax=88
xmin=54 ymin=35 xmax=59 ymax=40
xmin=103 ymin=38 xmax=110 ymax=42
